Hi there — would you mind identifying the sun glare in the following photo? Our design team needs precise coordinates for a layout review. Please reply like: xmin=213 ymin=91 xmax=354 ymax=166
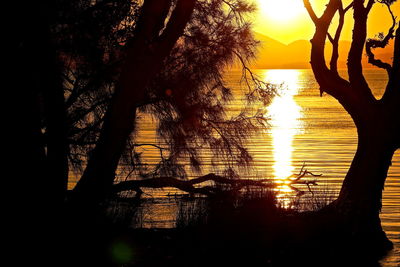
xmin=262 ymin=69 xmax=303 ymax=191
xmin=259 ymin=0 xmax=304 ymax=23
xmin=262 ymin=69 xmax=303 ymax=207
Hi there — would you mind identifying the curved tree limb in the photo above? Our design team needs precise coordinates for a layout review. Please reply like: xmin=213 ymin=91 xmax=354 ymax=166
xmin=329 ymin=2 xmax=353 ymax=73
xmin=303 ymin=0 xmax=382 ymax=126
xmin=303 ymin=0 xmax=320 ymax=24
xmin=383 ymin=25 xmax=400 ymax=104
xmin=365 ymin=1 xmax=396 ymax=72
xmin=347 ymin=0 xmax=374 ymax=98
xmin=303 ymin=0 xmax=353 ymax=103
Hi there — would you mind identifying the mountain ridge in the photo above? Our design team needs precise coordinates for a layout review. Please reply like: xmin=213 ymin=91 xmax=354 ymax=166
xmin=251 ymin=32 xmax=394 ymax=69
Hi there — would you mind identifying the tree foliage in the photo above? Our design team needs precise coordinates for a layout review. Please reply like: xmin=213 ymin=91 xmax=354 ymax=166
xmin=46 ymin=0 xmax=270 ymax=187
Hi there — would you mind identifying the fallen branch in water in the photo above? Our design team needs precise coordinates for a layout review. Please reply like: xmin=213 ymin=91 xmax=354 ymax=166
xmin=113 ymin=166 xmax=321 ymax=199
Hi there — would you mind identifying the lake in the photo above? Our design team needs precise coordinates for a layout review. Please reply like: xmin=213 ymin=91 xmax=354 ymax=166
xmin=77 ymin=69 xmax=400 ymax=265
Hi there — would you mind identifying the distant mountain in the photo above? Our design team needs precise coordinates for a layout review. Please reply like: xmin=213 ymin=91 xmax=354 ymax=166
xmin=251 ymin=32 xmax=394 ymax=69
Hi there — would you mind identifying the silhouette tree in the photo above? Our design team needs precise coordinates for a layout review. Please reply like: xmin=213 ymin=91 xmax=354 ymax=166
xmin=303 ymin=0 xmax=399 ymax=247
xmin=14 ymin=0 xmax=267 ymax=263
xmin=68 ymin=0 xmax=196 ymax=204
xmin=26 ymin=0 xmax=268 ymax=205
xmin=14 ymin=1 xmax=269 ymax=237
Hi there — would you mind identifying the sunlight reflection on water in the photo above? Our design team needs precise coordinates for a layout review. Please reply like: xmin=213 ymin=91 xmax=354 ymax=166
xmin=71 ymin=69 xmax=399 ymax=266
xmin=262 ymin=69 xmax=304 ymax=206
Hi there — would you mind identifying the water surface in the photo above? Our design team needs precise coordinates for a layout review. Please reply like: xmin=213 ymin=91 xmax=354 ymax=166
xmin=79 ymin=69 xmax=400 ymax=265
xmin=237 ymin=69 xmax=399 ymax=265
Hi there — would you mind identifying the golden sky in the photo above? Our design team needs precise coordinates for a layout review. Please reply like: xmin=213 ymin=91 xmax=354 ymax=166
xmin=252 ymin=0 xmax=400 ymax=44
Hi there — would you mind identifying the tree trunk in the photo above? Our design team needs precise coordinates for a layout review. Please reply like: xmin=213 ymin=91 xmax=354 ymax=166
xmin=302 ymin=0 xmax=399 ymax=253
xmin=333 ymin=108 xmax=398 ymax=249
xmin=72 ymin=0 xmax=196 ymax=204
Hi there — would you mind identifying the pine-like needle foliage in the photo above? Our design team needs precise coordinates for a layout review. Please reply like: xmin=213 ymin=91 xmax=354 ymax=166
xmin=52 ymin=0 xmax=272 ymax=181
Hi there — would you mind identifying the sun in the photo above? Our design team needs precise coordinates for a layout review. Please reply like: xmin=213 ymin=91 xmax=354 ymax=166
xmin=258 ymin=0 xmax=304 ymax=23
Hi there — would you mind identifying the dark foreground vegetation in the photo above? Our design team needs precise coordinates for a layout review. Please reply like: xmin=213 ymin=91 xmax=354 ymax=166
xmin=62 ymin=187 xmax=393 ymax=267
xmin=12 ymin=0 xmax=398 ymax=265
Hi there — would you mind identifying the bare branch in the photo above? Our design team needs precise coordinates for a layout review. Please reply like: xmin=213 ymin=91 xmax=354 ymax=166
xmin=303 ymin=0 xmax=319 ymax=24
xmin=327 ymin=33 xmax=334 ymax=44
xmin=366 ymin=0 xmax=375 ymax=12
xmin=383 ymin=26 xmax=400 ymax=102
xmin=329 ymin=2 xmax=352 ymax=73
xmin=365 ymin=1 xmax=396 ymax=72
xmin=344 ymin=2 xmax=354 ymax=13
xmin=366 ymin=41 xmax=393 ymax=71
xmin=347 ymin=0 xmax=375 ymax=100
xmin=304 ymin=0 xmax=352 ymax=102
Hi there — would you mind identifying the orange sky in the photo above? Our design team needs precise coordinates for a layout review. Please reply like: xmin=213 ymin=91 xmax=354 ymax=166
xmin=252 ymin=0 xmax=400 ymax=44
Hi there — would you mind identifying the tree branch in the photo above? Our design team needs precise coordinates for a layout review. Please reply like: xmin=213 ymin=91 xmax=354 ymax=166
xmin=303 ymin=0 xmax=320 ymax=24
xmin=327 ymin=33 xmax=334 ymax=44
xmin=347 ymin=0 xmax=375 ymax=100
xmin=303 ymin=0 xmax=352 ymax=101
xmin=156 ymin=0 xmax=196 ymax=53
xmin=344 ymin=2 xmax=354 ymax=13
xmin=330 ymin=2 xmax=352 ymax=73
xmin=383 ymin=25 xmax=400 ymax=102
xmin=112 ymin=170 xmax=320 ymax=198
xmin=366 ymin=0 xmax=375 ymax=12
xmin=232 ymin=50 xmax=274 ymax=106
xmin=365 ymin=1 xmax=396 ymax=72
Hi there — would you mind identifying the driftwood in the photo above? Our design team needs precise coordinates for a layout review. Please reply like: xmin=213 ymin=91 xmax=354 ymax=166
xmin=113 ymin=165 xmax=321 ymax=199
